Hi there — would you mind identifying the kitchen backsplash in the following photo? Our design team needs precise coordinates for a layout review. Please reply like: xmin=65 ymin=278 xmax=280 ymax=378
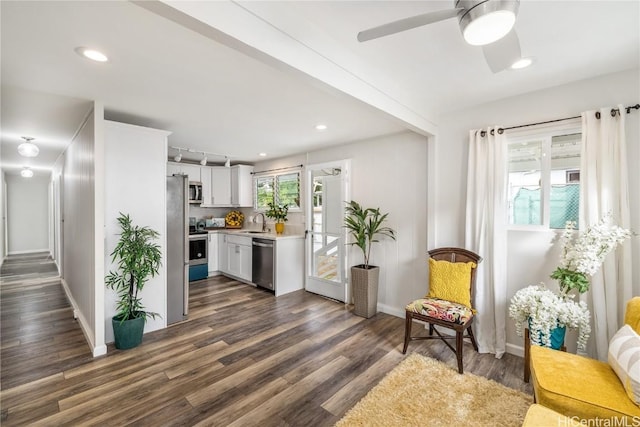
xmin=189 ymin=205 xmax=305 ymax=235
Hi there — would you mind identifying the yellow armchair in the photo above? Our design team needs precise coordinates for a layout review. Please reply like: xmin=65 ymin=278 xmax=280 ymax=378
xmin=529 ymin=297 xmax=640 ymax=423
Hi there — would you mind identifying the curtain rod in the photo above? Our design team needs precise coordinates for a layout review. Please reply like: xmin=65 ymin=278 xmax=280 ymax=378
xmin=251 ymin=164 xmax=303 ymax=175
xmin=481 ymin=103 xmax=640 ymax=136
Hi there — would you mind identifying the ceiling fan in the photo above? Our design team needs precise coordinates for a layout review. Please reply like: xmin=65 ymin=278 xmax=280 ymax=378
xmin=357 ymin=0 xmax=527 ymax=73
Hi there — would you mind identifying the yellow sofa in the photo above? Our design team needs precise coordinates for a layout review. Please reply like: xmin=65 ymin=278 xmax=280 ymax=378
xmin=529 ymin=297 xmax=640 ymax=424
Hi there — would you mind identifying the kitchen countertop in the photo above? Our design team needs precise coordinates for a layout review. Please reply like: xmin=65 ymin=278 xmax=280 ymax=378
xmin=206 ymin=228 xmax=304 ymax=240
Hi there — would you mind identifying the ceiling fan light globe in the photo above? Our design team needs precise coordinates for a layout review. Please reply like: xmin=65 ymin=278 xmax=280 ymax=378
xmin=18 ymin=142 xmax=39 ymax=157
xmin=462 ymin=10 xmax=516 ymax=46
xmin=511 ymin=56 xmax=533 ymax=69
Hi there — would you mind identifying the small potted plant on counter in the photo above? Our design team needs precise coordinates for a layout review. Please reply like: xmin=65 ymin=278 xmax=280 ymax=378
xmin=105 ymin=213 xmax=161 ymax=350
xmin=345 ymin=200 xmax=395 ymax=318
xmin=266 ymin=202 xmax=289 ymax=234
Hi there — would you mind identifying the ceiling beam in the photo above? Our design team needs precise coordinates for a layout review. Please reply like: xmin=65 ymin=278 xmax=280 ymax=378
xmin=134 ymin=0 xmax=437 ymax=137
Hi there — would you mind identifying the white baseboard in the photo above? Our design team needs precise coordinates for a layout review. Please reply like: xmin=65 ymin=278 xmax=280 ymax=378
xmin=60 ymin=278 xmax=101 ymax=357
xmin=8 ymin=248 xmax=51 ymax=255
xmin=377 ymin=303 xmax=404 ymax=318
xmin=506 ymin=342 xmax=525 ymax=358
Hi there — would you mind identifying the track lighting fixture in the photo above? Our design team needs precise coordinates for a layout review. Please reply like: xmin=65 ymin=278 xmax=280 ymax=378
xmin=18 ymin=136 xmax=39 ymax=157
xmin=21 ymin=167 xmax=34 ymax=178
xmin=170 ymin=146 xmax=233 ymax=167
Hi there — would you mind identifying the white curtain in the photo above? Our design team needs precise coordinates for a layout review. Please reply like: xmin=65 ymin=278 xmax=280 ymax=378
xmin=581 ymin=105 xmax=632 ymax=361
xmin=465 ymin=127 xmax=508 ymax=358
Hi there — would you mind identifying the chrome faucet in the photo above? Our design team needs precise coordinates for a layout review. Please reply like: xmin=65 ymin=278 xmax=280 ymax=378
xmin=254 ymin=213 xmax=266 ymax=232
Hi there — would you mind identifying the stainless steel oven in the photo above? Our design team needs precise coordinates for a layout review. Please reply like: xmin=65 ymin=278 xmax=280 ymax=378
xmin=188 ymin=234 xmax=207 ymax=265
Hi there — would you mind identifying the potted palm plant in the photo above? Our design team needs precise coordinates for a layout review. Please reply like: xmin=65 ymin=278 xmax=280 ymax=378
xmin=105 ymin=213 xmax=161 ymax=350
xmin=345 ymin=200 xmax=395 ymax=318
xmin=265 ymin=202 xmax=289 ymax=234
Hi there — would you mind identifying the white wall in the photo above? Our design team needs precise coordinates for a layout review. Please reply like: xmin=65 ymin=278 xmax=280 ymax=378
xmin=435 ymin=68 xmax=640 ymax=355
xmin=61 ymin=106 xmax=100 ymax=354
xmin=255 ymin=131 xmax=430 ymax=316
xmin=5 ymin=174 xmax=50 ymax=254
xmin=103 ymin=121 xmax=170 ymax=343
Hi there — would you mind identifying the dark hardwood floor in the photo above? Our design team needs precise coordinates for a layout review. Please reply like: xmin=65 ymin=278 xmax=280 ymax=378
xmin=1 ymin=254 xmax=532 ymax=426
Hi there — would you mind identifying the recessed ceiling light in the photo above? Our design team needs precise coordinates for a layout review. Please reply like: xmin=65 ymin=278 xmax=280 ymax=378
xmin=511 ymin=57 xmax=534 ymax=70
xmin=21 ymin=167 xmax=34 ymax=178
xmin=315 ymin=124 xmax=327 ymax=131
xmin=75 ymin=47 xmax=108 ymax=62
xmin=258 ymin=153 xmax=267 ymax=157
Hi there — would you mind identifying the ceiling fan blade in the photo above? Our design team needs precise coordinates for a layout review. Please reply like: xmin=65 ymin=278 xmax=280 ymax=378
xmin=482 ymin=30 xmax=522 ymax=73
xmin=357 ymin=8 xmax=463 ymax=42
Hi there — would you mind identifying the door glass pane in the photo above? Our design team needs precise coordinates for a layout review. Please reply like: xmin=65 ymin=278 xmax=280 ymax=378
xmin=310 ymin=172 xmax=340 ymax=283
xmin=508 ymin=139 xmax=543 ymax=225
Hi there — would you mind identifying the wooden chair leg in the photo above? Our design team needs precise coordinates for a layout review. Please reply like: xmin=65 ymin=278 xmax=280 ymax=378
xmin=468 ymin=325 xmax=479 ymax=351
xmin=456 ymin=331 xmax=464 ymax=374
xmin=403 ymin=313 xmax=412 ymax=354
xmin=456 ymin=331 xmax=464 ymax=373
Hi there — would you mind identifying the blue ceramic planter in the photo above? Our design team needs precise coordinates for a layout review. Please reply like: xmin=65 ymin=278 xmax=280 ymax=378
xmin=529 ymin=318 xmax=566 ymax=350
xmin=112 ymin=314 xmax=145 ymax=350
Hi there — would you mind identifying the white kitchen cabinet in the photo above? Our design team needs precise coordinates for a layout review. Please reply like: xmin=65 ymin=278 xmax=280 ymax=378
xmin=218 ymin=233 xmax=229 ymax=275
xmin=221 ymin=234 xmax=252 ymax=283
xmin=201 ymin=167 xmax=212 ymax=206
xmin=208 ymin=232 xmax=219 ymax=276
xmin=210 ymin=166 xmax=232 ymax=206
xmin=230 ymin=165 xmax=254 ymax=207
xmin=181 ymin=163 xmax=201 ymax=183
xmin=167 ymin=162 xmax=182 ymax=176
xmin=274 ymin=238 xmax=304 ymax=297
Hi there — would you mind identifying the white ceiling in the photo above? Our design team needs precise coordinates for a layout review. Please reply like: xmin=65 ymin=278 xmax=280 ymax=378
xmin=1 ymin=1 xmax=638 ymax=177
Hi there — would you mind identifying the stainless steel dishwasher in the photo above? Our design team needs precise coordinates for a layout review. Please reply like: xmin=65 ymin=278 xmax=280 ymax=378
xmin=252 ymin=238 xmax=274 ymax=291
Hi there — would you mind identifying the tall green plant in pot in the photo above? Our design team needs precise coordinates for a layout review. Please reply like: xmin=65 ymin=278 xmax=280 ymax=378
xmin=345 ymin=200 xmax=395 ymax=318
xmin=105 ymin=213 xmax=161 ymax=350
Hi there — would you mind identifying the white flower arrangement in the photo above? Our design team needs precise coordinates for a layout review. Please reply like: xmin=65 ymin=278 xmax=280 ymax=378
xmin=551 ymin=215 xmax=631 ymax=296
xmin=509 ymin=284 xmax=591 ymax=350
xmin=510 ymin=214 xmax=631 ymax=351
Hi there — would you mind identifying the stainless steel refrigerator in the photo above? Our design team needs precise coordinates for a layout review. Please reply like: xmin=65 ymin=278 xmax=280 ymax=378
xmin=166 ymin=174 xmax=189 ymax=324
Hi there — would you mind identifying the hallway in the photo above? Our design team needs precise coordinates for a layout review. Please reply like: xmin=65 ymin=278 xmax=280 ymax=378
xmin=0 ymin=253 xmax=93 ymax=394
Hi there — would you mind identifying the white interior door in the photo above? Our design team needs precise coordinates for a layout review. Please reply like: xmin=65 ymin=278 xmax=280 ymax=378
xmin=305 ymin=161 xmax=349 ymax=301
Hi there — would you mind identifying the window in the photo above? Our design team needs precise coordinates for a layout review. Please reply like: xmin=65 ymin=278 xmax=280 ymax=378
xmin=254 ymin=171 xmax=301 ymax=210
xmin=508 ymin=130 xmax=581 ymax=229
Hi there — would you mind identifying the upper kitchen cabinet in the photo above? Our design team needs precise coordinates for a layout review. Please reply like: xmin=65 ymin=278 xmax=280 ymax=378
xmin=181 ymin=164 xmax=201 ymax=183
xmin=200 ymin=166 xmax=231 ymax=207
xmin=231 ymin=165 xmax=254 ymax=207
xmin=167 ymin=162 xmax=200 ymax=183
xmin=167 ymin=162 xmax=181 ymax=176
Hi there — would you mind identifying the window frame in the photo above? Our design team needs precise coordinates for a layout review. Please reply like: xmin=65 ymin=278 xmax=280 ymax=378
xmin=506 ymin=119 xmax=581 ymax=231
xmin=253 ymin=170 xmax=302 ymax=212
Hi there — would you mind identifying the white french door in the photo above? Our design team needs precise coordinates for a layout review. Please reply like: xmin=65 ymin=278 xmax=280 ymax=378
xmin=305 ymin=160 xmax=349 ymax=302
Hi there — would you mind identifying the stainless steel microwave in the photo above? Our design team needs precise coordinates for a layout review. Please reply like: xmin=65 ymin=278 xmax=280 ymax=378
xmin=189 ymin=182 xmax=203 ymax=204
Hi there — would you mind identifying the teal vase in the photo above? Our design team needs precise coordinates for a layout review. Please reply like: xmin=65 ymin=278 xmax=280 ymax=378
xmin=529 ymin=318 xmax=566 ymax=350
xmin=112 ymin=314 xmax=145 ymax=350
